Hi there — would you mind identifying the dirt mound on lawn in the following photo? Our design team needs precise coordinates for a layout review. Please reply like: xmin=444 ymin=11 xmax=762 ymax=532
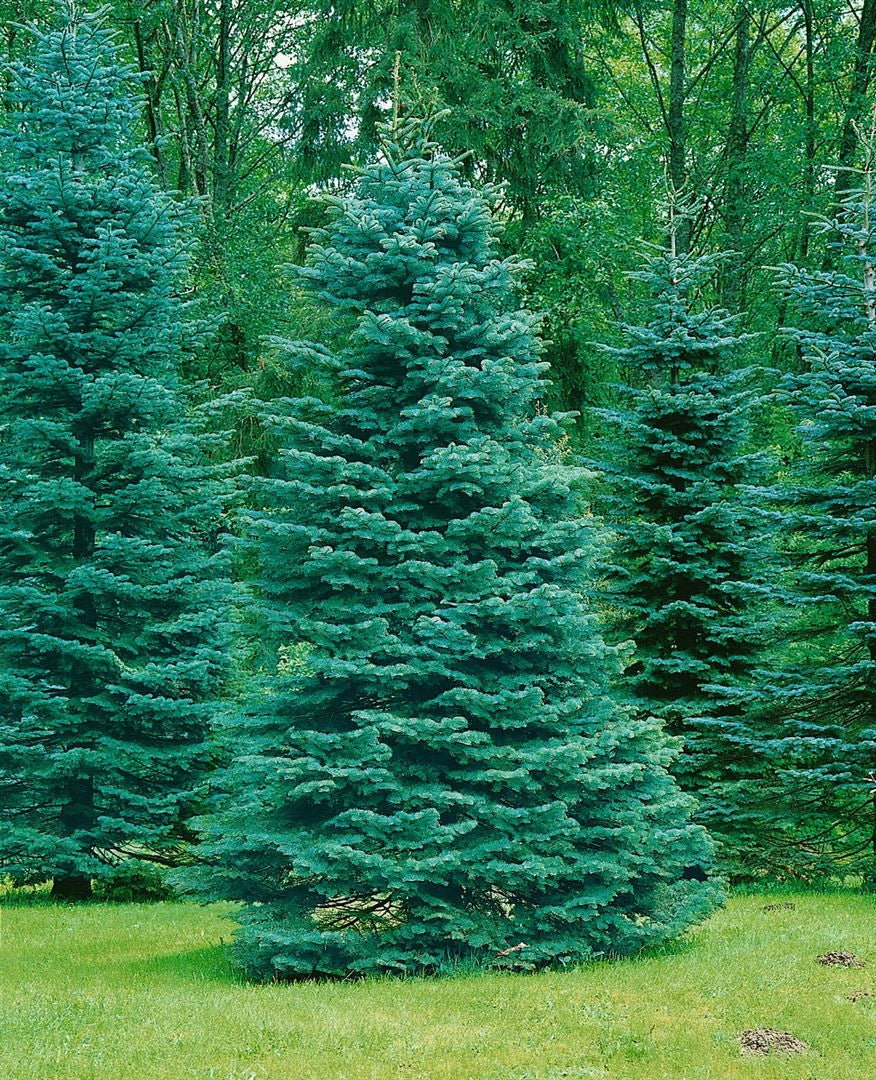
xmin=739 ymin=1028 xmax=809 ymax=1055
xmin=817 ymin=951 xmax=864 ymax=967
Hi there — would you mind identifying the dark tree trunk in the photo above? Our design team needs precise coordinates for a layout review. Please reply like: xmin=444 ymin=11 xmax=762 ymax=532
xmin=50 ymin=874 xmax=93 ymax=901
xmin=799 ymin=0 xmax=817 ymax=259
xmin=866 ymin=431 xmax=875 ymax=863
xmin=131 ymin=14 xmax=169 ymax=189
xmin=862 ymin=220 xmax=876 ymax=865
xmin=58 ymin=433 xmax=98 ymax=884
xmin=213 ymin=0 xmax=232 ymax=210
xmin=721 ymin=5 xmax=751 ymax=310
xmin=668 ymin=0 xmax=689 ymax=255
xmin=835 ymin=0 xmax=876 ymax=207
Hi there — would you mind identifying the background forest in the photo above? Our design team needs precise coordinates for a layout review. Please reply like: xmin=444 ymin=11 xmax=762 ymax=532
xmin=0 ymin=0 xmax=867 ymax=393
xmin=0 ymin=0 xmax=874 ymax=980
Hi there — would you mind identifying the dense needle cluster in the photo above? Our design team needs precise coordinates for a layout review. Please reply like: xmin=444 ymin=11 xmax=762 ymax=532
xmin=595 ymin=251 xmax=771 ymax=860
xmin=187 ymin=124 xmax=719 ymax=977
xmin=0 ymin=10 xmax=232 ymax=898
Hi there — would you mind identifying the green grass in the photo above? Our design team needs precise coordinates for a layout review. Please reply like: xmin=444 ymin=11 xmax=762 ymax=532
xmin=0 ymin=891 xmax=873 ymax=1079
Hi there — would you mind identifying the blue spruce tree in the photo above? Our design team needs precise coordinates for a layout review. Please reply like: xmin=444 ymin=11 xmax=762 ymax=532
xmin=595 ymin=248 xmax=771 ymax=865
xmin=0 ymin=5 xmax=231 ymax=899
xmin=189 ymin=121 xmax=719 ymax=979
xmin=767 ymin=147 xmax=876 ymax=878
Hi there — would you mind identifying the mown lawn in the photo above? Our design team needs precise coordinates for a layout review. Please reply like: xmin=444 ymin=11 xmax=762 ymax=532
xmin=0 ymin=890 xmax=873 ymax=1079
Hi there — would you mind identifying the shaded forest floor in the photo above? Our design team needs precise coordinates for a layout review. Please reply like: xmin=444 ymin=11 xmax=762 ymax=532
xmin=0 ymin=890 xmax=873 ymax=1079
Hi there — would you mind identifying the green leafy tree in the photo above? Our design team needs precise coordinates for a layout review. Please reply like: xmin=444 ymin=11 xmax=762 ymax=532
xmin=285 ymin=0 xmax=603 ymax=218
xmin=188 ymin=121 xmax=719 ymax=979
xmin=108 ymin=0 xmax=311 ymax=382
xmin=0 ymin=5 xmax=232 ymax=899
xmin=595 ymin=248 xmax=772 ymax=864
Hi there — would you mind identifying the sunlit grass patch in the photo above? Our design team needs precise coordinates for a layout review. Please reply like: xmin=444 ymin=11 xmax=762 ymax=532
xmin=0 ymin=890 xmax=873 ymax=1078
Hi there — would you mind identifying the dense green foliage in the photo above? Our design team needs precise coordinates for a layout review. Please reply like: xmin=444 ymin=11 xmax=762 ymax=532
xmin=758 ymin=171 xmax=876 ymax=878
xmin=1 ymin=0 xmax=875 ymax=982
xmin=595 ymin=250 xmax=772 ymax=861
xmin=0 ymin=9 xmax=232 ymax=899
xmin=282 ymin=0 xmax=604 ymax=216
xmin=187 ymin=123 xmax=719 ymax=978
xmin=3 ymin=2 xmax=873 ymax=396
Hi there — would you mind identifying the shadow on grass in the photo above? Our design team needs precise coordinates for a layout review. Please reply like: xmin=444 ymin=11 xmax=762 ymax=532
xmin=121 ymin=937 xmax=705 ymax=991
xmin=569 ymin=932 xmax=701 ymax=974
xmin=129 ymin=943 xmax=243 ymax=986
xmin=636 ymin=932 xmax=701 ymax=961
xmin=127 ymin=928 xmax=705 ymax=988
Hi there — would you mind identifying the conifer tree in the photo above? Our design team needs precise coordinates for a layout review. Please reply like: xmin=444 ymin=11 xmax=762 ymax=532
xmin=595 ymin=248 xmax=770 ymax=862
xmin=0 ymin=5 xmax=231 ymax=899
xmin=189 ymin=121 xmax=719 ymax=979
xmin=767 ymin=145 xmax=876 ymax=877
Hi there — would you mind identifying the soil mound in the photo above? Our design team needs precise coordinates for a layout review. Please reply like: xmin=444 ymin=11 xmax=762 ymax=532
xmin=817 ymin=951 xmax=864 ymax=967
xmin=739 ymin=1028 xmax=809 ymax=1055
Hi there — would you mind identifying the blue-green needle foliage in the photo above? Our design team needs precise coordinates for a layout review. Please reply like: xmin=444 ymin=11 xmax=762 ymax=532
xmin=0 ymin=6 xmax=232 ymax=898
xmin=767 ymin=172 xmax=876 ymax=877
xmin=596 ymin=250 xmax=771 ymax=864
xmin=191 ymin=123 xmax=719 ymax=979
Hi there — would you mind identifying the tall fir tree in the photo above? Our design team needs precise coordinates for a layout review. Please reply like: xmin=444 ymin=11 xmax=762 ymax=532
xmin=0 ymin=5 xmax=231 ymax=899
xmin=765 ymin=147 xmax=876 ymax=878
xmin=595 ymin=248 xmax=772 ymax=866
xmin=188 ymin=121 xmax=719 ymax=980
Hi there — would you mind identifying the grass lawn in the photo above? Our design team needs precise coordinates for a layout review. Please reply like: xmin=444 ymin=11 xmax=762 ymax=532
xmin=0 ymin=890 xmax=873 ymax=1079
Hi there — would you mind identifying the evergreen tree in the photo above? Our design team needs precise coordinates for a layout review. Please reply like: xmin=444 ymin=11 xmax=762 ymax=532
xmin=189 ymin=121 xmax=719 ymax=979
xmin=766 ymin=152 xmax=876 ymax=877
xmin=595 ymin=249 xmax=771 ymax=863
xmin=0 ymin=5 xmax=231 ymax=899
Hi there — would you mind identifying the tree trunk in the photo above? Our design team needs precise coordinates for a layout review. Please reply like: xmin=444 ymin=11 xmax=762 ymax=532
xmin=51 ymin=776 xmax=95 ymax=902
xmin=668 ymin=0 xmax=689 ymax=255
xmin=50 ymin=873 xmax=93 ymax=901
xmin=131 ymin=13 xmax=169 ymax=188
xmin=867 ymin=405 xmax=875 ymax=864
xmin=213 ymin=0 xmax=232 ymax=210
xmin=799 ymin=0 xmax=817 ymax=259
xmin=58 ymin=432 xmax=98 ymax=888
xmin=868 ymin=477 xmax=876 ymax=870
xmin=835 ymin=0 xmax=876 ymax=207
xmin=173 ymin=82 xmax=193 ymax=193
xmin=860 ymin=189 xmax=876 ymax=865
xmin=721 ymin=5 xmax=751 ymax=310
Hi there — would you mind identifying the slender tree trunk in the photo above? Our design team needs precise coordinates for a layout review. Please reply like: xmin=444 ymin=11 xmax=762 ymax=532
xmin=172 ymin=2 xmax=210 ymax=202
xmin=722 ymin=5 xmax=752 ymax=310
xmin=131 ymin=13 xmax=169 ymax=188
xmin=173 ymin=82 xmax=193 ymax=193
xmin=213 ymin=0 xmax=232 ymax=210
xmin=182 ymin=73 xmax=210 ymax=200
xmin=859 ymin=184 xmax=876 ymax=866
xmin=835 ymin=0 xmax=876 ymax=207
xmin=799 ymin=0 xmax=817 ymax=259
xmin=868 ymin=435 xmax=876 ymax=870
xmin=866 ymin=390 xmax=876 ymax=866
xmin=52 ymin=429 xmax=99 ymax=901
xmin=668 ymin=0 xmax=689 ymax=255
